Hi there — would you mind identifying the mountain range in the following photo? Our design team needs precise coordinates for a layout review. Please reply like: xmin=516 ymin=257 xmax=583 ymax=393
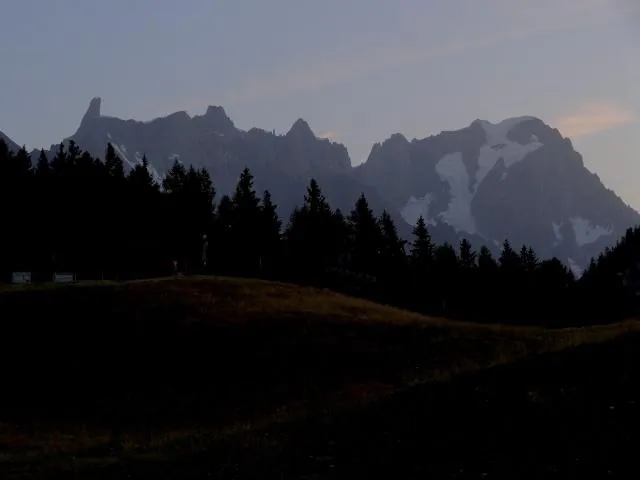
xmin=2 ymin=97 xmax=638 ymax=275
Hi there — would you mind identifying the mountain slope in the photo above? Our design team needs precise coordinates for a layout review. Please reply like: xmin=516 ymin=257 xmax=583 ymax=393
xmin=355 ymin=116 xmax=640 ymax=270
xmin=0 ymin=131 xmax=20 ymax=153
xmin=2 ymin=276 xmax=638 ymax=478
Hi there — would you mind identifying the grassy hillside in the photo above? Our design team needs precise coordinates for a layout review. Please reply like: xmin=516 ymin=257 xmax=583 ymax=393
xmin=0 ymin=276 xmax=638 ymax=478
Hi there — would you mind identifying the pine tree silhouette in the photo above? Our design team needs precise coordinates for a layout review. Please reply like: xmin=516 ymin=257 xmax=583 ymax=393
xmin=348 ymin=194 xmax=381 ymax=277
xmin=230 ymin=168 xmax=261 ymax=275
xmin=259 ymin=190 xmax=281 ymax=277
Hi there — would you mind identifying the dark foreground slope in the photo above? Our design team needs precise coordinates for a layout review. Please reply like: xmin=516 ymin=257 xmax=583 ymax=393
xmin=106 ymin=333 xmax=640 ymax=480
xmin=0 ymin=277 xmax=637 ymax=479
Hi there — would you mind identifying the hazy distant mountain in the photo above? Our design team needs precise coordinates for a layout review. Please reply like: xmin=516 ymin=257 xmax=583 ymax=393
xmin=7 ymin=99 xmax=637 ymax=272
xmin=354 ymin=116 xmax=640 ymax=274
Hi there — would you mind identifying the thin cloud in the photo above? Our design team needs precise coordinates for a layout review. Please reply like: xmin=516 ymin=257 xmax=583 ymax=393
xmin=556 ymin=102 xmax=637 ymax=138
xmin=218 ymin=1 xmax=616 ymax=107
xmin=318 ymin=131 xmax=340 ymax=141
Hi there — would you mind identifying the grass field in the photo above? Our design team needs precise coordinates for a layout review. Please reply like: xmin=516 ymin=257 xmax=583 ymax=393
xmin=0 ymin=276 xmax=638 ymax=478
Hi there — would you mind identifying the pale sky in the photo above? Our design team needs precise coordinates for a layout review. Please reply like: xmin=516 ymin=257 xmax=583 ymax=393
xmin=1 ymin=0 xmax=638 ymax=209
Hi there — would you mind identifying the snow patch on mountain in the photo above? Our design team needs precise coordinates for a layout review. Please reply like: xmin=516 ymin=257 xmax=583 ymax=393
xmin=567 ymin=258 xmax=583 ymax=278
xmin=475 ymin=118 xmax=543 ymax=191
xmin=400 ymin=193 xmax=434 ymax=226
xmin=552 ymin=221 xmax=564 ymax=245
xmin=109 ymin=142 xmax=131 ymax=167
xmin=402 ymin=117 xmax=544 ymax=237
xmin=569 ymin=216 xmax=613 ymax=247
xmin=135 ymin=152 xmax=165 ymax=186
xmin=108 ymin=141 xmax=164 ymax=186
xmin=435 ymin=152 xmax=477 ymax=234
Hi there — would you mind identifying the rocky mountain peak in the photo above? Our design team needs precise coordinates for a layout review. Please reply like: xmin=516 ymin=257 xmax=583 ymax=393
xmin=199 ymin=106 xmax=235 ymax=132
xmin=286 ymin=118 xmax=315 ymax=140
xmin=80 ymin=97 xmax=102 ymax=128
xmin=354 ymin=114 xmax=639 ymax=272
xmin=385 ymin=133 xmax=409 ymax=146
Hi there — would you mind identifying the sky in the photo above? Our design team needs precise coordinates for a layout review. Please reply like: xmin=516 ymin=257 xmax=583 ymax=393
xmin=1 ymin=0 xmax=639 ymax=209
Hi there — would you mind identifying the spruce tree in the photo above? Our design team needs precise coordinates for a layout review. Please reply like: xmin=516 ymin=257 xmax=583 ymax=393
xmin=105 ymin=143 xmax=125 ymax=180
xmin=284 ymin=178 xmax=341 ymax=283
xmin=377 ymin=210 xmax=407 ymax=298
xmin=36 ymin=150 xmax=50 ymax=177
xmin=410 ymin=216 xmax=434 ymax=269
xmin=259 ymin=190 xmax=281 ymax=276
xmin=519 ymin=245 xmax=539 ymax=272
xmin=478 ymin=246 xmax=498 ymax=271
xmin=304 ymin=178 xmax=331 ymax=216
xmin=433 ymin=242 xmax=459 ymax=314
xmin=13 ymin=146 xmax=32 ymax=178
xmin=457 ymin=238 xmax=478 ymax=316
xmin=126 ymin=159 xmax=161 ymax=276
xmin=212 ymin=195 xmax=234 ymax=274
xmin=348 ymin=194 xmax=381 ymax=276
xmin=51 ymin=143 xmax=67 ymax=173
xmin=499 ymin=239 xmax=520 ymax=272
xmin=378 ymin=211 xmax=406 ymax=269
xmin=230 ymin=168 xmax=262 ymax=275
xmin=67 ymin=140 xmax=81 ymax=165
xmin=459 ymin=238 xmax=477 ymax=270
xmin=476 ymin=246 xmax=499 ymax=319
xmin=0 ymin=138 xmax=9 ymax=161
xmin=331 ymin=208 xmax=350 ymax=267
xmin=406 ymin=216 xmax=435 ymax=310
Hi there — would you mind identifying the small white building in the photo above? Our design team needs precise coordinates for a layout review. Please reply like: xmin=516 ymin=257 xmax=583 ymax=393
xmin=53 ymin=273 xmax=75 ymax=284
xmin=11 ymin=272 xmax=31 ymax=284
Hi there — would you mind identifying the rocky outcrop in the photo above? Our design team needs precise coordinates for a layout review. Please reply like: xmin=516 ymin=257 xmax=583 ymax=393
xmin=355 ymin=116 xmax=639 ymax=271
xmin=51 ymin=98 xmax=382 ymax=225
xmin=79 ymin=96 xmax=102 ymax=129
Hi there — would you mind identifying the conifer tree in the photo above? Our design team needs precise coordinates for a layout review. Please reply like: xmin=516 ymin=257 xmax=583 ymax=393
xmin=36 ymin=150 xmax=50 ymax=177
xmin=348 ymin=194 xmax=381 ymax=276
xmin=304 ymin=178 xmax=331 ymax=216
xmin=499 ymin=239 xmax=520 ymax=272
xmin=410 ymin=216 xmax=434 ymax=270
xmin=211 ymin=195 xmax=234 ymax=274
xmin=433 ymin=242 xmax=459 ymax=314
xmin=284 ymin=178 xmax=342 ymax=283
xmin=478 ymin=246 xmax=498 ymax=272
xmin=259 ymin=190 xmax=281 ymax=276
xmin=520 ymin=245 xmax=539 ymax=272
xmin=105 ymin=143 xmax=125 ymax=180
xmin=459 ymin=238 xmax=477 ymax=270
xmin=406 ymin=216 xmax=436 ymax=309
xmin=230 ymin=168 xmax=262 ymax=275
xmin=378 ymin=210 xmax=406 ymax=270
xmin=51 ymin=143 xmax=67 ymax=173
xmin=377 ymin=210 xmax=407 ymax=299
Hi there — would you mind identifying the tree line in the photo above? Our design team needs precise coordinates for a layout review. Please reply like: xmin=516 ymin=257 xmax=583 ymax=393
xmin=0 ymin=138 xmax=638 ymax=326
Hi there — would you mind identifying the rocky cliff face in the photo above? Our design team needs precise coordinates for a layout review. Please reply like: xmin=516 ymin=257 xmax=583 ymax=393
xmin=63 ymin=98 xmax=390 ymax=224
xmin=355 ymin=117 xmax=639 ymax=272
xmin=3 ymin=99 xmax=637 ymax=272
